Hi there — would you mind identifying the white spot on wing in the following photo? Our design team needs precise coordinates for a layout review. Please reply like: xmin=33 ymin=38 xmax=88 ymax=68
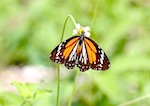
xmin=68 ymin=41 xmax=79 ymax=61
xmin=56 ymin=43 xmax=62 ymax=57
xmin=100 ymin=50 xmax=104 ymax=64
xmin=82 ymin=41 xmax=87 ymax=64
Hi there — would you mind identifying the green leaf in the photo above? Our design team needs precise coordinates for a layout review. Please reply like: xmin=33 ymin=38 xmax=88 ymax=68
xmin=12 ymin=81 xmax=36 ymax=100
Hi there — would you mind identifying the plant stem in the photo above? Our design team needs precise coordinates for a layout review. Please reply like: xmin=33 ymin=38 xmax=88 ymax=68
xmin=61 ymin=15 xmax=77 ymax=42
xmin=118 ymin=93 xmax=150 ymax=106
xmin=68 ymin=70 xmax=79 ymax=106
xmin=56 ymin=64 xmax=60 ymax=106
xmin=56 ymin=15 xmax=77 ymax=106
xmin=68 ymin=15 xmax=77 ymax=28
xmin=90 ymin=0 xmax=99 ymax=29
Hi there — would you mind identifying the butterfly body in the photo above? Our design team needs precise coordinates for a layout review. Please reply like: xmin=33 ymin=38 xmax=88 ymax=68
xmin=50 ymin=31 xmax=110 ymax=72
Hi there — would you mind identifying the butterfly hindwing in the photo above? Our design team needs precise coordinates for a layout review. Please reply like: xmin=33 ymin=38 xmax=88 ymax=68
xmin=77 ymin=41 xmax=90 ymax=72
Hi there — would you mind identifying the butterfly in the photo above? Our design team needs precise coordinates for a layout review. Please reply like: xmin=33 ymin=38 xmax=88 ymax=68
xmin=50 ymin=24 xmax=110 ymax=72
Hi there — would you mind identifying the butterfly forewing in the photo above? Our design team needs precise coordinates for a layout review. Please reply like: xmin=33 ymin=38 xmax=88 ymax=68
xmin=65 ymin=39 xmax=79 ymax=69
xmin=50 ymin=36 xmax=79 ymax=64
xmin=85 ymin=37 xmax=110 ymax=70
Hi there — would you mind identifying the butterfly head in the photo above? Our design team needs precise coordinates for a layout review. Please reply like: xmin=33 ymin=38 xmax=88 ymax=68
xmin=73 ymin=23 xmax=91 ymax=37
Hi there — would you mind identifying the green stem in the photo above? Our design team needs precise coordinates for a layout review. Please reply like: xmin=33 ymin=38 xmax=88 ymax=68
xmin=60 ymin=15 xmax=77 ymax=42
xmin=56 ymin=15 xmax=77 ymax=106
xmin=90 ymin=0 xmax=99 ymax=30
xmin=56 ymin=64 xmax=60 ymax=106
xmin=68 ymin=70 xmax=79 ymax=106
xmin=68 ymin=15 xmax=77 ymax=28
xmin=118 ymin=93 xmax=150 ymax=106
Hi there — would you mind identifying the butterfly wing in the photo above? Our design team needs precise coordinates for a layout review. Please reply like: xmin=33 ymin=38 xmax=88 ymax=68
xmin=50 ymin=35 xmax=110 ymax=71
xmin=50 ymin=36 xmax=79 ymax=68
xmin=77 ymin=41 xmax=91 ymax=72
xmin=64 ymin=37 xmax=80 ymax=69
xmin=84 ymin=37 xmax=110 ymax=70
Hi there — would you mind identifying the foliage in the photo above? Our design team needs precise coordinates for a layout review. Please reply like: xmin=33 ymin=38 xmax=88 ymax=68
xmin=0 ymin=82 xmax=51 ymax=106
xmin=0 ymin=0 xmax=150 ymax=106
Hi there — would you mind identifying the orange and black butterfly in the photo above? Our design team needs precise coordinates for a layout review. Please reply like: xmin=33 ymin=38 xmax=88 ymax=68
xmin=50 ymin=24 xmax=110 ymax=72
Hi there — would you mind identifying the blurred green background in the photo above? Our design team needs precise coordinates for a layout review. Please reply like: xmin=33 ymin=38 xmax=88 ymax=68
xmin=0 ymin=0 xmax=150 ymax=106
